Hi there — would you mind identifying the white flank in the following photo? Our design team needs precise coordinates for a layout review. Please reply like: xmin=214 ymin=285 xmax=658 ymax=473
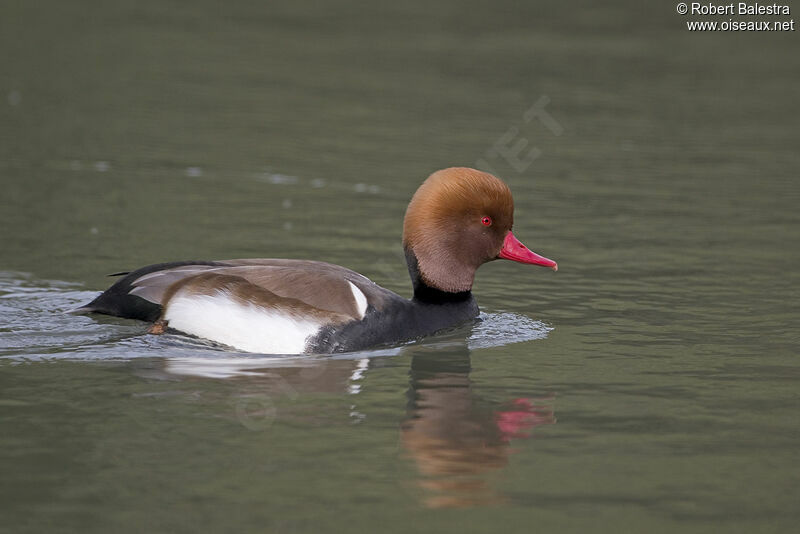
xmin=163 ymin=291 xmax=322 ymax=354
xmin=348 ymin=281 xmax=368 ymax=319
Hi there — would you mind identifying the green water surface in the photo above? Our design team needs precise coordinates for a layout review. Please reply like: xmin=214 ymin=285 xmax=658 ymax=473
xmin=1 ymin=1 xmax=798 ymax=533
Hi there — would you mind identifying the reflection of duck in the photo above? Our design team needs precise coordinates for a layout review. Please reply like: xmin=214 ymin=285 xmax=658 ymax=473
xmin=141 ymin=353 xmax=376 ymax=430
xmin=402 ymin=347 xmax=555 ymax=508
xmin=76 ymin=168 xmax=556 ymax=354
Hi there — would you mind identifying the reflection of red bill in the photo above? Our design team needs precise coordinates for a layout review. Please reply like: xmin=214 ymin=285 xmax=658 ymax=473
xmin=495 ymin=397 xmax=556 ymax=441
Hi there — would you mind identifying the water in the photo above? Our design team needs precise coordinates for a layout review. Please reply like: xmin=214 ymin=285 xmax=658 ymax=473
xmin=1 ymin=1 xmax=799 ymax=532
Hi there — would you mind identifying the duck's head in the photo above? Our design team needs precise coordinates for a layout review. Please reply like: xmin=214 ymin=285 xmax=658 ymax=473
xmin=403 ymin=167 xmax=557 ymax=297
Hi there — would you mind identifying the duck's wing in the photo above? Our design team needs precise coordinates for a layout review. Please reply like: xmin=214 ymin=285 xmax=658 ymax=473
xmin=75 ymin=259 xmax=393 ymax=322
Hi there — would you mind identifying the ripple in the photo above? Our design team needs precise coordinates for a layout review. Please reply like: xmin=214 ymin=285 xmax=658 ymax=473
xmin=0 ymin=272 xmax=139 ymax=358
xmin=467 ymin=312 xmax=553 ymax=350
xmin=0 ymin=273 xmax=551 ymax=364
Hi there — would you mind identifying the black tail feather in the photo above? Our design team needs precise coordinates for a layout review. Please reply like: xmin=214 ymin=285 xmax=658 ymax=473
xmin=81 ymin=260 xmax=224 ymax=322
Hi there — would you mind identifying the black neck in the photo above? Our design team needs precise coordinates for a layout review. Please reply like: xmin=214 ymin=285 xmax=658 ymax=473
xmin=405 ymin=248 xmax=473 ymax=304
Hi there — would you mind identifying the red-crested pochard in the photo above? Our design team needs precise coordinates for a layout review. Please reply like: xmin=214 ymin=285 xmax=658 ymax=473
xmin=76 ymin=167 xmax=557 ymax=353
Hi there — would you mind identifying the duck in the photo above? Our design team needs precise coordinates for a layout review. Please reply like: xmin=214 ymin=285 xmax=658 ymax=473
xmin=75 ymin=167 xmax=557 ymax=354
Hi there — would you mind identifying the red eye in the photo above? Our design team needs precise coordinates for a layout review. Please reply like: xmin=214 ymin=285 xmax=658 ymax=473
xmin=481 ymin=216 xmax=492 ymax=226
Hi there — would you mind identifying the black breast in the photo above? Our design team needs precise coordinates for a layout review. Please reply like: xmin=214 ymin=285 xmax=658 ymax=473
xmin=308 ymin=291 xmax=479 ymax=353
